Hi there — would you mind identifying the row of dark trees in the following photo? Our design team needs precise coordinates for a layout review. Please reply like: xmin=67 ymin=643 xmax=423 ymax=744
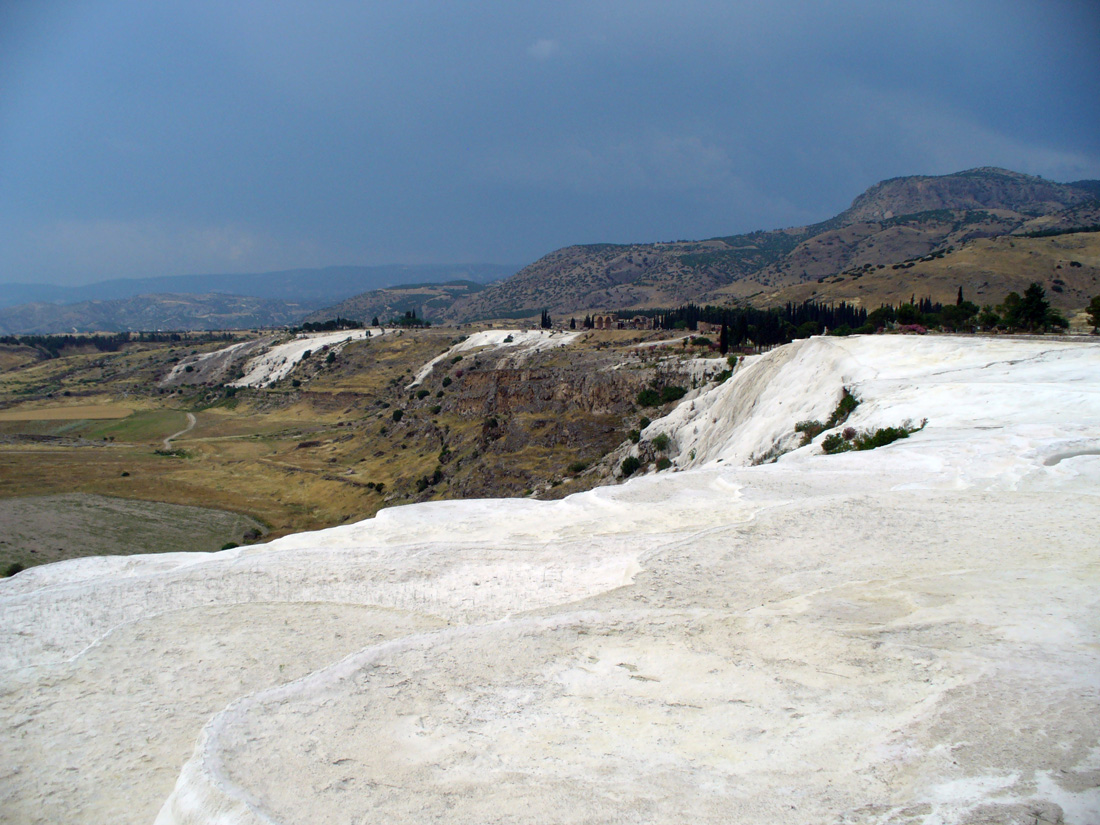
xmin=625 ymin=285 xmax=1076 ymax=352
xmin=630 ymin=301 xmax=871 ymax=350
xmin=381 ymin=309 xmax=431 ymax=328
xmin=0 ymin=331 xmax=234 ymax=358
xmin=866 ymin=284 xmax=1069 ymax=333
xmin=294 ymin=317 xmax=363 ymax=333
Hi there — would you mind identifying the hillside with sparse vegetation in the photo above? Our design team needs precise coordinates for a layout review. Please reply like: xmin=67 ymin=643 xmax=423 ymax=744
xmin=439 ymin=168 xmax=1099 ymax=322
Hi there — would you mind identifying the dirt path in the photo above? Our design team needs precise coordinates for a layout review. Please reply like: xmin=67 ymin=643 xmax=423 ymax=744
xmin=163 ymin=412 xmax=196 ymax=449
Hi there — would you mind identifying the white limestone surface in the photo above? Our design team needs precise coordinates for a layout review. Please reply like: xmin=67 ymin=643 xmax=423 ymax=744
xmin=228 ymin=328 xmax=385 ymax=388
xmin=407 ymin=329 xmax=582 ymax=387
xmin=159 ymin=338 xmax=274 ymax=386
xmin=1 ymin=335 xmax=1099 ymax=825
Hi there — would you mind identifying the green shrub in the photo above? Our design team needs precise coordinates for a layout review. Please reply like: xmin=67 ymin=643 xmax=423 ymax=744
xmin=392 ymin=409 xmax=403 ymax=422
xmin=430 ymin=405 xmax=442 ymax=414
xmin=827 ymin=390 xmax=859 ymax=428
xmin=714 ymin=369 xmax=732 ymax=384
xmin=655 ymin=457 xmax=672 ymax=471
xmin=854 ymin=426 xmax=910 ymax=450
xmin=441 ymin=376 xmax=452 ymax=387
xmin=651 ymin=433 xmax=670 ymax=452
xmin=628 ymin=429 xmax=641 ymax=444
xmin=417 ymin=389 xmax=429 ymax=399
xmin=620 ymin=456 xmax=642 ymax=477
xmin=795 ymin=420 xmax=825 ymax=446
xmin=637 ymin=388 xmax=661 ymax=407
xmin=660 ymin=386 xmax=687 ymax=404
xmin=3 ymin=562 xmax=25 ymax=578
xmin=823 ymin=420 xmax=925 ymax=454
xmin=567 ymin=461 xmax=588 ymax=474
xmin=639 ymin=416 xmax=651 ymax=429
xmin=221 ymin=542 xmax=239 ymax=550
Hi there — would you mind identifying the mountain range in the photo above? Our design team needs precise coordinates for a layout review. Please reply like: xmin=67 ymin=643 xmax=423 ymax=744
xmin=437 ymin=167 xmax=1099 ymax=322
xmin=0 ymin=264 xmax=514 ymax=334
xmin=2 ymin=168 xmax=1098 ymax=334
xmin=0 ymin=293 xmax=318 ymax=335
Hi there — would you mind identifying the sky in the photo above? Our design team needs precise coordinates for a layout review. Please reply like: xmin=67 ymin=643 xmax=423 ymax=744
xmin=2 ymin=0 xmax=1098 ymax=287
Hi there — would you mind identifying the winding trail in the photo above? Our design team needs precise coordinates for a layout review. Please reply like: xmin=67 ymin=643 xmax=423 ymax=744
xmin=163 ymin=412 xmax=196 ymax=450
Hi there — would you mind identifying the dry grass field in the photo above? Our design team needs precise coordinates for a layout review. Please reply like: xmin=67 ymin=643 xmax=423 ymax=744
xmin=0 ymin=403 xmax=134 ymax=421
xmin=0 ymin=327 xmax=650 ymax=572
xmin=758 ymin=231 xmax=1100 ymax=316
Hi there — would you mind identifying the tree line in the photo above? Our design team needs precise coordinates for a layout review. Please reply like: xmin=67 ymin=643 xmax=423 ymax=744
xmin=625 ymin=284 xmax=1084 ymax=352
xmin=0 ymin=331 xmax=235 ymax=358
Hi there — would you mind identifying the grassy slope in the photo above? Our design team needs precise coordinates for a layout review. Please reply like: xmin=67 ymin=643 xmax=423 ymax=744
xmin=755 ymin=231 xmax=1100 ymax=313
xmin=0 ymin=328 xmax=681 ymax=571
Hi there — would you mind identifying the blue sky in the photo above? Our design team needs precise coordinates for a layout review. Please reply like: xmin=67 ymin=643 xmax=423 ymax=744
xmin=2 ymin=0 xmax=1098 ymax=286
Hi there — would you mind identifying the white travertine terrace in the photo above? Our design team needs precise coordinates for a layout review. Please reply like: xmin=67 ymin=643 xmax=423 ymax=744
xmin=2 ymin=335 xmax=1098 ymax=825
xmin=407 ymin=329 xmax=582 ymax=387
xmin=228 ymin=328 xmax=387 ymax=388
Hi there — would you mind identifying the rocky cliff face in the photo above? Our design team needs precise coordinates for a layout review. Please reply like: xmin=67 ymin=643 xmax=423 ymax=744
xmin=447 ymin=366 xmax=654 ymax=418
xmin=396 ymin=339 xmax=696 ymax=500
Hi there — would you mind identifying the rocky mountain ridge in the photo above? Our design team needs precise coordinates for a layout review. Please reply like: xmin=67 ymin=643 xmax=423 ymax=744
xmin=302 ymin=281 xmax=487 ymax=326
xmin=838 ymin=167 xmax=1092 ymax=222
xmin=438 ymin=167 xmax=1098 ymax=322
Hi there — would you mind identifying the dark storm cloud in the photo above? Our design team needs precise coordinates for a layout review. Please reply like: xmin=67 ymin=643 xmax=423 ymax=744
xmin=1 ymin=0 xmax=1098 ymax=285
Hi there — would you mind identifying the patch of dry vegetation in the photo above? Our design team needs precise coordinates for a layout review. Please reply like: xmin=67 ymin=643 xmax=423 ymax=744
xmin=760 ymin=231 xmax=1100 ymax=315
xmin=1 ymin=327 xmax=692 ymax=570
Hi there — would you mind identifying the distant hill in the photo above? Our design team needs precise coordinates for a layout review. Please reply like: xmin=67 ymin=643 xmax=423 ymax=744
xmin=0 ymin=293 xmax=315 ymax=334
xmin=837 ymin=167 xmax=1088 ymax=222
xmin=758 ymin=230 xmax=1100 ymax=312
xmin=441 ymin=168 xmax=1099 ymax=321
xmin=304 ymin=281 xmax=488 ymax=325
xmin=0 ymin=263 xmax=517 ymax=310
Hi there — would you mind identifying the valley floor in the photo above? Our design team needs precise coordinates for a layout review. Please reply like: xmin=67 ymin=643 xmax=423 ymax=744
xmin=1 ymin=335 xmax=1098 ymax=824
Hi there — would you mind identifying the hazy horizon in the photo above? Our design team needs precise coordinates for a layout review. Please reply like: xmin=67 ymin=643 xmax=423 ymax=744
xmin=0 ymin=262 xmax=524 ymax=291
xmin=2 ymin=1 xmax=1098 ymax=287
